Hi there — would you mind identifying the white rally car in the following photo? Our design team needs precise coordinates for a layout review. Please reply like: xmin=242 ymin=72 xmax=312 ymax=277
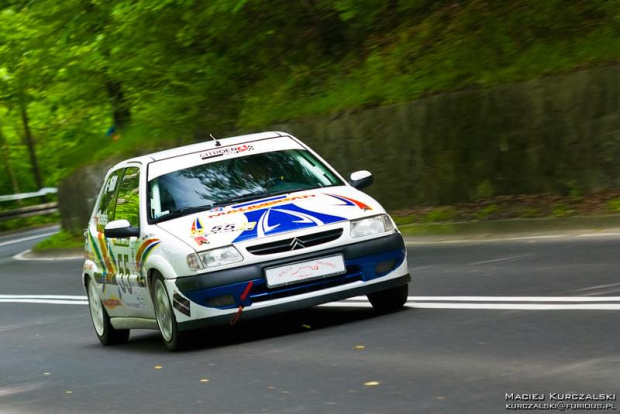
xmin=83 ymin=131 xmax=411 ymax=350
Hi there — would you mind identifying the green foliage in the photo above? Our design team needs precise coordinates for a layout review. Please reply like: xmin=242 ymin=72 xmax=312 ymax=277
xmin=0 ymin=0 xmax=618 ymax=198
xmin=0 ymin=213 xmax=59 ymax=233
xmin=607 ymin=199 xmax=620 ymax=212
xmin=32 ymin=229 xmax=83 ymax=252
xmin=511 ymin=207 xmax=542 ymax=219
xmin=423 ymin=207 xmax=457 ymax=223
xmin=476 ymin=204 xmax=499 ymax=220
xmin=475 ymin=180 xmax=495 ymax=200
xmin=551 ymin=203 xmax=573 ymax=218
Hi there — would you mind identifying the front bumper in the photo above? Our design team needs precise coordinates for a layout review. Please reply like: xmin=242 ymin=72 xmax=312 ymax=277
xmin=173 ymin=232 xmax=410 ymax=330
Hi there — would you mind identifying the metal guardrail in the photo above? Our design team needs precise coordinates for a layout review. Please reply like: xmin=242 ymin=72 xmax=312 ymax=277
xmin=0 ymin=202 xmax=58 ymax=221
xmin=0 ymin=187 xmax=57 ymax=202
xmin=0 ymin=188 xmax=59 ymax=222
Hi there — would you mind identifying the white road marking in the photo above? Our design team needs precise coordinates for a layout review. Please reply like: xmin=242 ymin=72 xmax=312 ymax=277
xmin=317 ymin=302 xmax=620 ymax=310
xmin=469 ymin=254 xmax=534 ymax=266
xmin=3 ymin=294 xmax=620 ymax=310
xmin=319 ymin=301 xmax=620 ymax=310
xmin=0 ymin=299 xmax=88 ymax=305
xmin=348 ymin=295 xmax=620 ymax=302
xmin=0 ymin=294 xmax=87 ymax=305
xmin=13 ymin=249 xmax=83 ymax=261
xmin=0 ymin=384 xmax=44 ymax=397
xmin=404 ymin=232 xmax=620 ymax=245
xmin=577 ymin=232 xmax=620 ymax=237
xmin=574 ymin=282 xmax=620 ymax=292
xmin=0 ymin=295 xmax=87 ymax=299
xmin=406 ymin=303 xmax=620 ymax=310
xmin=0 ymin=232 xmax=58 ymax=247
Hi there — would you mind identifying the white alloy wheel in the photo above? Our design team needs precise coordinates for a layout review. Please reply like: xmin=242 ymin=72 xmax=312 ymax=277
xmin=88 ymin=279 xmax=105 ymax=336
xmin=154 ymin=279 xmax=174 ymax=342
xmin=86 ymin=277 xmax=130 ymax=346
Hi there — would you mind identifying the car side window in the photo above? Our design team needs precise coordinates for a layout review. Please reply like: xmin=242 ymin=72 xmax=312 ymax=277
xmin=94 ymin=169 xmax=122 ymax=233
xmin=114 ymin=167 xmax=140 ymax=228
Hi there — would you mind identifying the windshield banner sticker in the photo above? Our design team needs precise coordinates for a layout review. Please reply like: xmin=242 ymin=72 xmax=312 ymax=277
xmin=200 ymin=144 xmax=255 ymax=160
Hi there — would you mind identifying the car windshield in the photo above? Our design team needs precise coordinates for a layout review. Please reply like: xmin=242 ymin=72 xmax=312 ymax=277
xmin=148 ymin=149 xmax=343 ymax=222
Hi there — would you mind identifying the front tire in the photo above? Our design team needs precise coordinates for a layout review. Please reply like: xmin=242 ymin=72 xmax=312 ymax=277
xmin=86 ymin=277 xmax=130 ymax=346
xmin=152 ymin=274 xmax=187 ymax=351
xmin=367 ymin=284 xmax=409 ymax=313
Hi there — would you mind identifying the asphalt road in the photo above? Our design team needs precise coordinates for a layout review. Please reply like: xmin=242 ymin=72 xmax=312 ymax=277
xmin=1 ymin=227 xmax=619 ymax=413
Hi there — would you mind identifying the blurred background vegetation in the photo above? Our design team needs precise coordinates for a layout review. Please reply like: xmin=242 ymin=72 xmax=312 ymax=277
xmin=0 ymin=0 xmax=618 ymax=201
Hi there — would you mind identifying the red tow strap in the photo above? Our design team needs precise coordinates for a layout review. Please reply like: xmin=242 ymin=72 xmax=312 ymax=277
xmin=230 ymin=281 xmax=254 ymax=326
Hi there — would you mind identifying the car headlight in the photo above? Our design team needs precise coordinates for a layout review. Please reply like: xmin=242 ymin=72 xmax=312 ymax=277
xmin=186 ymin=246 xmax=244 ymax=271
xmin=200 ymin=246 xmax=243 ymax=268
xmin=350 ymin=214 xmax=394 ymax=238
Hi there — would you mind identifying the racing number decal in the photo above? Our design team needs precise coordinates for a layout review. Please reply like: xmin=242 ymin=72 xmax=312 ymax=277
xmin=116 ymin=253 xmax=133 ymax=295
xmin=211 ymin=224 xmax=236 ymax=233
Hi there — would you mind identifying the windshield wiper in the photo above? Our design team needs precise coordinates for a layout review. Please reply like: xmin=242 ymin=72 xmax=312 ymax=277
xmin=216 ymin=191 xmax=271 ymax=207
xmin=153 ymin=204 xmax=213 ymax=223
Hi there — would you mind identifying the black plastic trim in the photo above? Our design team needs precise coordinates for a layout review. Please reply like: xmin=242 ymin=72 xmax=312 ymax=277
xmin=177 ymin=273 xmax=411 ymax=331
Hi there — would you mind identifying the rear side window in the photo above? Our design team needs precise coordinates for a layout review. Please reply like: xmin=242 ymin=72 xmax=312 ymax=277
xmin=114 ymin=167 xmax=140 ymax=228
xmin=94 ymin=170 xmax=122 ymax=232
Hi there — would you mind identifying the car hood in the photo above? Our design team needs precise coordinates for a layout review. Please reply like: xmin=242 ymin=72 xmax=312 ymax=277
xmin=156 ymin=187 xmax=383 ymax=251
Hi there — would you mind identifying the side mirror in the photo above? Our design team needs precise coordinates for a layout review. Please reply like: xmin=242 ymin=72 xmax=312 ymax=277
xmin=104 ymin=219 xmax=139 ymax=238
xmin=349 ymin=170 xmax=373 ymax=190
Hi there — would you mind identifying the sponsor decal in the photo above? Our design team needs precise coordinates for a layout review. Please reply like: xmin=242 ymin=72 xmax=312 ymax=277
xmin=191 ymin=218 xmax=204 ymax=235
xmin=209 ymin=222 xmax=256 ymax=234
xmin=102 ymin=297 xmax=122 ymax=309
xmin=190 ymin=218 xmax=209 ymax=245
xmin=105 ymin=175 xmax=118 ymax=193
xmin=327 ymin=194 xmax=372 ymax=211
xmin=173 ymin=293 xmax=191 ymax=317
xmin=208 ymin=194 xmax=316 ymax=218
xmin=194 ymin=235 xmax=210 ymax=246
xmin=95 ymin=212 xmax=109 ymax=232
xmin=136 ymin=238 xmax=161 ymax=271
xmin=233 ymin=204 xmax=345 ymax=242
xmin=112 ymin=238 xmax=130 ymax=247
xmin=83 ymin=263 xmax=94 ymax=271
xmin=87 ymin=231 xmax=116 ymax=292
xmin=200 ymin=144 xmax=255 ymax=160
xmin=123 ymin=293 xmax=147 ymax=310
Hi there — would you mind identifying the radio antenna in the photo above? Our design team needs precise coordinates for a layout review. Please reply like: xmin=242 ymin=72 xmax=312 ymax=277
xmin=209 ymin=133 xmax=221 ymax=147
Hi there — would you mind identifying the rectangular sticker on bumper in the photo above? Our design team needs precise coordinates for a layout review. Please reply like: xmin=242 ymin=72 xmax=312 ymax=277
xmin=265 ymin=254 xmax=346 ymax=288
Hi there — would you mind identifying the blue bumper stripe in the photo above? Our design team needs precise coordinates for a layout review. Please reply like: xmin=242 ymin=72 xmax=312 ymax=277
xmin=183 ymin=248 xmax=406 ymax=310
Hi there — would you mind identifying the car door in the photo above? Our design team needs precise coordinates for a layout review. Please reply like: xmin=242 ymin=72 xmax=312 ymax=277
xmin=88 ymin=168 xmax=126 ymax=317
xmin=107 ymin=165 xmax=153 ymax=318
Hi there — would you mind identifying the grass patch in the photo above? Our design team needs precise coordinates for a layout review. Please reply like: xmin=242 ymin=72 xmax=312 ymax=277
xmin=423 ymin=207 xmax=457 ymax=223
xmin=607 ymin=199 xmax=620 ymax=212
xmin=390 ymin=190 xmax=620 ymax=226
xmin=32 ymin=230 xmax=83 ymax=252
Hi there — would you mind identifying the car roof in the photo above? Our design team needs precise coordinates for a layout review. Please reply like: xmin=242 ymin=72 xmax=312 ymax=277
xmin=115 ymin=131 xmax=292 ymax=168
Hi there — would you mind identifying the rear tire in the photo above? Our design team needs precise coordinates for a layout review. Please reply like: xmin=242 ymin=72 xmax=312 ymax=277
xmin=152 ymin=273 xmax=188 ymax=351
xmin=367 ymin=284 xmax=409 ymax=313
xmin=86 ymin=277 xmax=130 ymax=346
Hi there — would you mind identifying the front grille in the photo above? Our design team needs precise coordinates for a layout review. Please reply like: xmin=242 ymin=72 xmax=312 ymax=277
xmin=246 ymin=228 xmax=343 ymax=255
